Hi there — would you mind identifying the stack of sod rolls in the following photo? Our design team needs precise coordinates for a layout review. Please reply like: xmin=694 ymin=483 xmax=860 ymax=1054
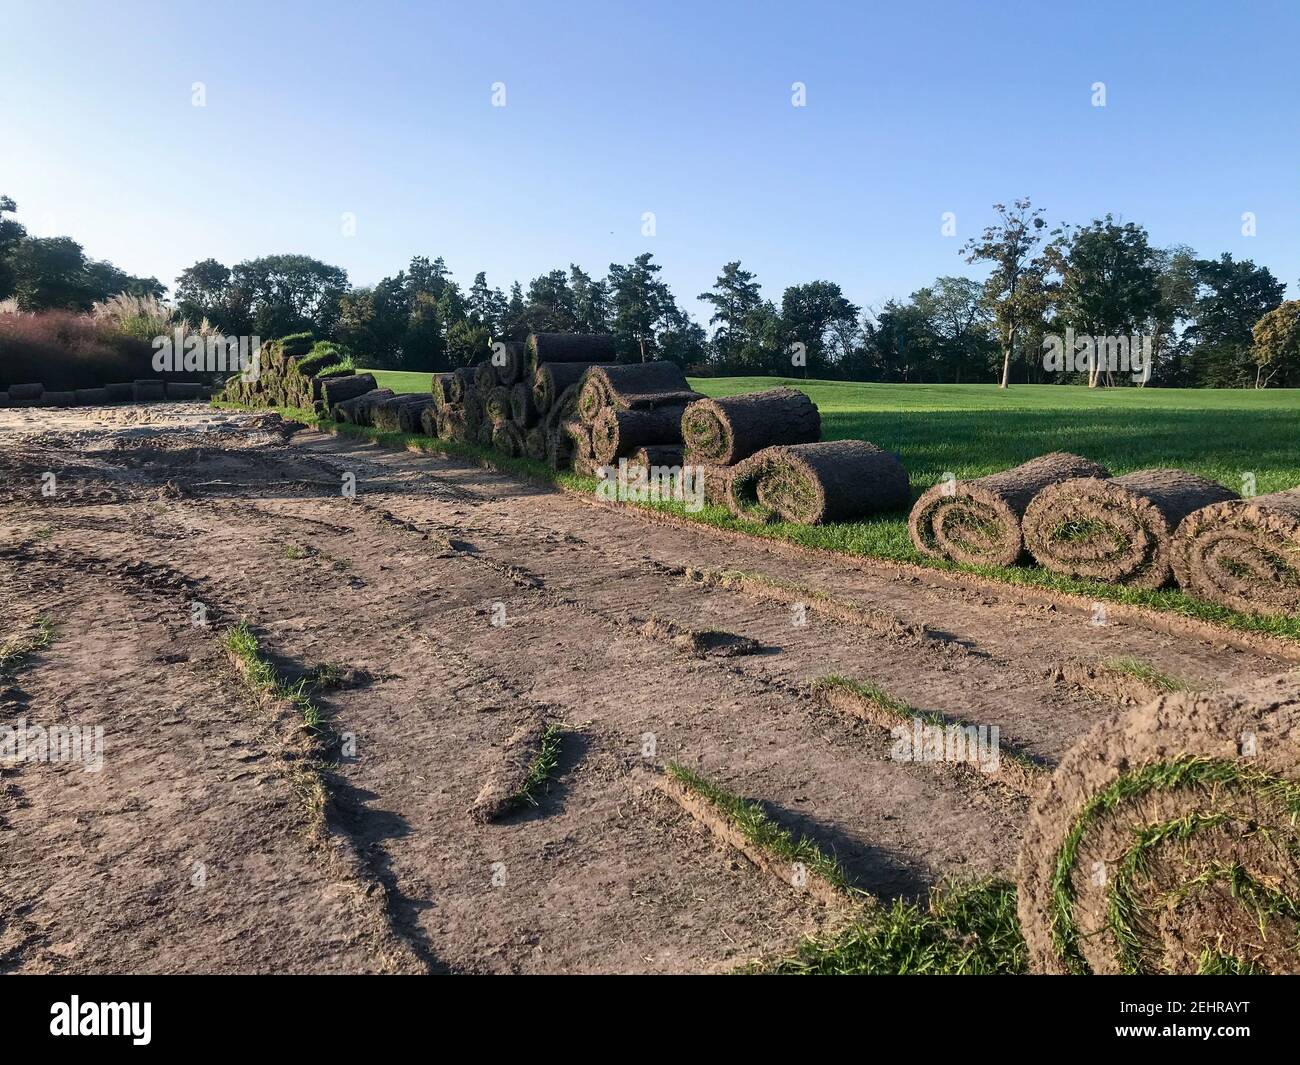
xmin=524 ymin=333 xmax=618 ymax=469
xmin=574 ymin=361 xmax=699 ymax=476
xmin=1016 ymin=672 xmax=1300 ymax=975
xmin=220 ymin=333 xmax=362 ymax=414
xmin=679 ymin=387 xmax=821 ymax=509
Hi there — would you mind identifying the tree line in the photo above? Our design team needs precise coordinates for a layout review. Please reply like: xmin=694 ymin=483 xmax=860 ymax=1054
xmin=2 ymin=193 xmax=1297 ymax=387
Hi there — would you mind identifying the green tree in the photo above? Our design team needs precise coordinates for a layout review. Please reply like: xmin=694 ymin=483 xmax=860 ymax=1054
xmin=779 ymin=280 xmax=862 ymax=377
xmin=607 ymin=253 xmax=681 ymax=362
xmin=228 ymin=254 xmax=348 ymax=339
xmin=9 ymin=236 xmax=92 ymax=310
xmin=1184 ymin=253 xmax=1286 ymax=388
xmin=0 ymin=195 xmax=28 ymax=301
xmin=962 ymin=198 xmax=1048 ymax=388
xmin=698 ymin=261 xmax=763 ymax=370
xmin=1250 ymin=301 xmax=1300 ymax=388
xmin=1046 ymin=214 xmax=1163 ymax=387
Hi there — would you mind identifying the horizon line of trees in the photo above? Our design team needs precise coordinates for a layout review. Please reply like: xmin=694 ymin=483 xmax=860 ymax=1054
xmin=3 ymin=193 xmax=1298 ymax=388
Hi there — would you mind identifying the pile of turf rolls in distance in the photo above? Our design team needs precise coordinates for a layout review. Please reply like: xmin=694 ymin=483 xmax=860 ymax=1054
xmin=727 ymin=440 xmax=910 ymax=525
xmin=525 ymin=332 xmax=617 ymax=372
xmin=1022 ymin=469 xmax=1239 ymax=589
xmin=680 ymin=387 xmax=820 ymax=465
xmin=576 ymin=361 xmax=700 ymax=424
xmin=1016 ymin=672 xmax=1300 ymax=975
xmin=908 ymin=452 xmax=1111 ymax=566
xmin=1171 ymin=487 xmax=1300 ymax=617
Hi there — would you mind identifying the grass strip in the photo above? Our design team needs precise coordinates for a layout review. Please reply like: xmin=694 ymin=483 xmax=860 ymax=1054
xmin=1101 ymin=656 xmax=1188 ymax=693
xmin=0 ymin=616 xmax=55 ymax=674
xmin=664 ymin=761 xmax=854 ymax=898
xmin=751 ymin=877 xmax=1027 ymax=975
xmin=512 ymin=724 xmax=562 ymax=808
xmin=222 ymin=620 xmax=325 ymax=731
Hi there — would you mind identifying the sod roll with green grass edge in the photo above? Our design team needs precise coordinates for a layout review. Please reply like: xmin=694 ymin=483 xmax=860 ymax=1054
xmin=1016 ymin=671 xmax=1300 ymax=975
xmin=576 ymin=362 xmax=699 ymax=424
xmin=1023 ymin=469 xmax=1239 ymax=589
xmin=680 ymin=386 xmax=820 ymax=466
xmin=525 ymin=332 xmax=617 ymax=372
xmin=728 ymin=440 xmax=910 ymax=525
xmin=909 ymin=452 xmax=1111 ymax=567
xmin=1171 ymin=487 xmax=1300 ymax=617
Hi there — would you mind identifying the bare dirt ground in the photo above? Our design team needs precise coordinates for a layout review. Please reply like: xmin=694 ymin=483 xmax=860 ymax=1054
xmin=1 ymin=405 xmax=1292 ymax=973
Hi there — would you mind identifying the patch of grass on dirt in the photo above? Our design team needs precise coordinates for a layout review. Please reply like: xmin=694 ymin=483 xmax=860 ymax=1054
xmin=0 ymin=616 xmax=55 ymax=673
xmin=222 ymin=620 xmax=325 ymax=731
xmin=750 ymin=877 xmax=1027 ymax=975
xmin=1102 ymin=656 xmax=1188 ymax=693
xmin=813 ymin=674 xmax=937 ymax=725
xmin=665 ymin=762 xmax=852 ymax=893
xmin=513 ymin=724 xmax=562 ymax=807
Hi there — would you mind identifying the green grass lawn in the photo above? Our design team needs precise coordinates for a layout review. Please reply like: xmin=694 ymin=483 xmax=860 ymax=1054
xmin=354 ymin=371 xmax=1300 ymax=638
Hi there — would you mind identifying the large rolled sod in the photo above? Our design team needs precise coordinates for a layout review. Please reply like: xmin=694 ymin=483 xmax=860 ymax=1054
xmin=590 ymin=405 xmax=686 ymax=465
xmin=909 ymin=452 xmax=1111 ymax=566
xmin=493 ymin=341 xmax=528 ymax=387
xmin=525 ymin=332 xmax=617 ymax=372
xmin=1023 ymin=469 xmax=1239 ymax=589
xmin=577 ymin=361 xmax=699 ymax=423
xmin=484 ymin=386 xmax=512 ymax=426
xmin=322 ymin=373 xmax=379 ymax=414
xmin=1017 ymin=672 xmax=1300 ymax=975
xmin=680 ymin=387 xmax=820 ymax=465
xmin=532 ymin=361 xmax=609 ymax=416
xmin=491 ymin=421 xmax=525 ymax=457
xmin=728 ymin=440 xmax=909 ymax=525
xmin=334 ymin=388 xmax=393 ymax=425
xmin=1172 ymin=487 xmax=1300 ymax=616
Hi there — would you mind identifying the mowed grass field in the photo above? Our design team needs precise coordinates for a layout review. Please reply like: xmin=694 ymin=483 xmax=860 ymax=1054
xmin=361 ymin=371 xmax=1300 ymax=635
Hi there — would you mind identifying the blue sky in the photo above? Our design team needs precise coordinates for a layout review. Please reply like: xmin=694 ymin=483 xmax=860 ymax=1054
xmin=2 ymin=0 xmax=1297 ymax=324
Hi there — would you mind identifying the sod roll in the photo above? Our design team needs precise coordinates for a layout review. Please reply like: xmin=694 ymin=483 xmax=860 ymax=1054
xmin=43 ymin=391 xmax=76 ymax=407
xmin=1171 ymin=487 xmax=1300 ymax=616
xmin=322 ymin=373 xmax=379 ymax=414
xmin=1023 ymin=469 xmax=1239 ymax=589
xmin=493 ymin=340 xmax=528 ymax=387
xmin=484 ymin=386 xmax=513 ymax=426
xmin=532 ymin=361 xmax=610 ymax=416
xmin=8 ymin=383 xmax=44 ymax=401
xmin=75 ymin=388 xmax=111 ymax=406
xmin=462 ymin=389 xmax=485 ymax=438
xmin=474 ymin=361 xmax=497 ymax=393
xmin=510 ymin=381 xmax=539 ymax=428
xmin=492 ymin=421 xmax=525 ymax=457
xmin=728 ymin=440 xmax=910 ymax=525
xmin=448 ymin=367 xmax=475 ymax=404
xmin=166 ymin=382 xmax=203 ymax=401
xmin=420 ymin=404 xmax=440 ymax=438
xmin=524 ymin=425 xmax=548 ymax=462
xmin=590 ymin=404 xmax=687 ymax=465
xmin=1017 ymin=671 xmax=1300 ymax=975
xmin=105 ymin=383 xmax=134 ymax=402
xmin=909 ymin=452 xmax=1111 ymax=567
xmin=681 ymin=387 xmax=820 ymax=465
xmin=630 ymin=445 xmax=685 ymax=469
xmin=132 ymin=380 xmax=165 ymax=402
xmin=544 ymin=384 xmax=581 ymax=431
xmin=526 ymin=332 xmax=617 ymax=371
xmin=576 ymin=361 xmax=700 ymax=423
xmin=475 ymin=420 xmax=493 ymax=446
xmin=561 ymin=419 xmax=593 ymax=466
xmin=335 ymin=389 xmax=395 ymax=425
xmin=396 ymin=396 xmax=436 ymax=434
xmin=437 ymin=408 xmax=466 ymax=441
xmin=431 ymin=372 xmax=456 ymax=408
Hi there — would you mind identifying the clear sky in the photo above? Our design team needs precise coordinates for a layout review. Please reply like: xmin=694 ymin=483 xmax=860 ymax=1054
xmin=2 ymin=0 xmax=1297 ymax=323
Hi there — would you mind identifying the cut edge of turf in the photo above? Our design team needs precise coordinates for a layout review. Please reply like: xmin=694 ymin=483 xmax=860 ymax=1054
xmin=811 ymin=674 xmax=1048 ymax=796
xmin=212 ymin=400 xmax=1300 ymax=652
xmin=655 ymin=762 xmax=861 ymax=908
